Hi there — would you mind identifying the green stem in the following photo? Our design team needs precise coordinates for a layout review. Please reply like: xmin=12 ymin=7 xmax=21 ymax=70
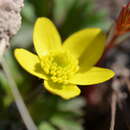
xmin=1 ymin=58 xmax=37 ymax=130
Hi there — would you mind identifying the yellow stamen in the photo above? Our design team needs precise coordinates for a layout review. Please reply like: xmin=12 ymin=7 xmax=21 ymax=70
xmin=40 ymin=50 xmax=79 ymax=84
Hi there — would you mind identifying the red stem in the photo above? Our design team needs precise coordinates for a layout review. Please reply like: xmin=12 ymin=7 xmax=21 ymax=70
xmin=98 ymin=34 xmax=119 ymax=65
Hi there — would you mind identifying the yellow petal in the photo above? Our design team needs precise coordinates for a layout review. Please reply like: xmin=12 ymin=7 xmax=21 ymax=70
xmin=14 ymin=49 xmax=47 ymax=79
xmin=44 ymin=80 xmax=81 ymax=99
xmin=33 ymin=17 xmax=62 ymax=56
xmin=63 ymin=28 xmax=105 ymax=71
xmin=69 ymin=67 xmax=115 ymax=85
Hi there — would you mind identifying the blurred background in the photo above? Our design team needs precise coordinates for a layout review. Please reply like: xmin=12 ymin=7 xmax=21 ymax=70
xmin=0 ymin=0 xmax=130 ymax=130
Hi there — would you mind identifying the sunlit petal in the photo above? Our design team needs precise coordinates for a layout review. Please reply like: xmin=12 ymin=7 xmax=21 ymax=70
xmin=33 ymin=17 xmax=62 ymax=56
xmin=44 ymin=80 xmax=81 ymax=99
xmin=69 ymin=67 xmax=115 ymax=85
xmin=63 ymin=28 xmax=105 ymax=71
xmin=14 ymin=49 xmax=47 ymax=79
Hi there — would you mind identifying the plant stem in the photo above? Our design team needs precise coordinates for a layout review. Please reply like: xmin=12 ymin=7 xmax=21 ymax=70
xmin=110 ymin=92 xmax=117 ymax=130
xmin=98 ymin=34 xmax=118 ymax=65
xmin=105 ymin=34 xmax=118 ymax=55
xmin=1 ymin=57 xmax=37 ymax=130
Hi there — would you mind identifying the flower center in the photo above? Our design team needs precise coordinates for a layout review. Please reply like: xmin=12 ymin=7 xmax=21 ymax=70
xmin=40 ymin=50 xmax=79 ymax=84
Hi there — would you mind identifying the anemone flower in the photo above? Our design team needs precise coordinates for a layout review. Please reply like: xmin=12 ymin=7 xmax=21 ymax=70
xmin=14 ymin=17 xmax=115 ymax=99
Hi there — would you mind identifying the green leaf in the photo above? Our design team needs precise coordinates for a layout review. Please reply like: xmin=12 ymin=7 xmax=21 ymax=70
xmin=53 ymin=0 xmax=76 ymax=24
xmin=28 ymin=95 xmax=59 ymax=122
xmin=0 ymin=72 xmax=13 ymax=107
xmin=12 ymin=23 xmax=33 ymax=48
xmin=58 ymin=97 xmax=86 ymax=115
xmin=29 ymin=0 xmax=53 ymax=17
xmin=39 ymin=122 xmax=56 ymax=130
xmin=22 ymin=2 xmax=36 ymax=22
xmin=50 ymin=114 xmax=83 ymax=130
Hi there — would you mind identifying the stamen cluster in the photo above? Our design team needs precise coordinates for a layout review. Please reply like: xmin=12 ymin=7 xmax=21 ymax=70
xmin=40 ymin=50 xmax=79 ymax=84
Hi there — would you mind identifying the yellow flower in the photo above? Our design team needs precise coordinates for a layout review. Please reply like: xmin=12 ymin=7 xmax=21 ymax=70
xmin=14 ymin=17 xmax=115 ymax=99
